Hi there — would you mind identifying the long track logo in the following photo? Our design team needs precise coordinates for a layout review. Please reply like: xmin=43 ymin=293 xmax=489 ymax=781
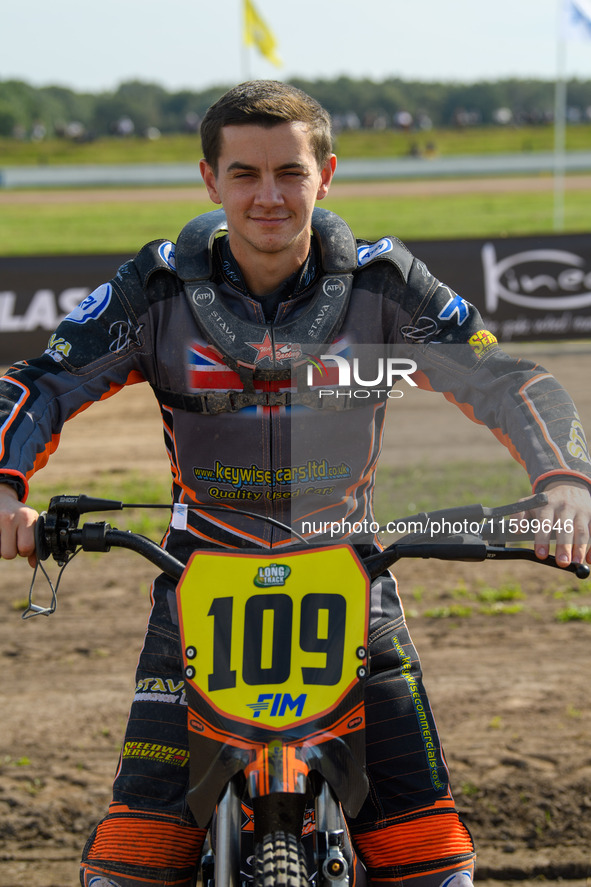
xmin=254 ymin=563 xmax=292 ymax=587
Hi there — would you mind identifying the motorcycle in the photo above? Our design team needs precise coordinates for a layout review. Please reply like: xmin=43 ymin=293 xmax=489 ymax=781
xmin=23 ymin=492 xmax=589 ymax=887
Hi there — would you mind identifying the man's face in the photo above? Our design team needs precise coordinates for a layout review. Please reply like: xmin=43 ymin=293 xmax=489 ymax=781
xmin=199 ymin=122 xmax=336 ymax=271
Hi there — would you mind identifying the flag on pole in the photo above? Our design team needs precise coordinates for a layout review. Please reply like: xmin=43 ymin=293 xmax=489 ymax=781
xmin=562 ymin=0 xmax=591 ymax=40
xmin=553 ymin=0 xmax=591 ymax=230
xmin=243 ymin=0 xmax=281 ymax=66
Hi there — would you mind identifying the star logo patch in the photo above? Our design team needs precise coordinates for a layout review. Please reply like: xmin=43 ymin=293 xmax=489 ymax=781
xmin=246 ymin=331 xmax=302 ymax=364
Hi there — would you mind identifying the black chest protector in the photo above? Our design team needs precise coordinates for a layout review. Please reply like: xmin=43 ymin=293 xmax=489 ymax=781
xmin=169 ymin=207 xmax=357 ymax=413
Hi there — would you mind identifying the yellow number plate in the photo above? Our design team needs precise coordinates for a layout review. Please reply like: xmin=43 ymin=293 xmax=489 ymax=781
xmin=177 ymin=545 xmax=369 ymax=730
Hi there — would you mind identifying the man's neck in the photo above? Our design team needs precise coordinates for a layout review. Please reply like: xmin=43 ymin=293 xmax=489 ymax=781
xmin=217 ymin=235 xmax=318 ymax=313
xmin=228 ymin=238 xmax=309 ymax=298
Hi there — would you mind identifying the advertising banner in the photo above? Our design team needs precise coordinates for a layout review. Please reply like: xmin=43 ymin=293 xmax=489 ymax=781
xmin=1 ymin=233 xmax=590 ymax=366
xmin=0 ymin=253 xmax=130 ymax=365
xmin=409 ymin=232 xmax=591 ymax=342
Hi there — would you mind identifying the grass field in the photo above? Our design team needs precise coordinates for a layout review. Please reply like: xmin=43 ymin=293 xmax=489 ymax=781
xmin=1 ymin=182 xmax=589 ymax=256
xmin=324 ymin=185 xmax=591 ymax=241
xmin=2 ymin=124 xmax=591 ymax=254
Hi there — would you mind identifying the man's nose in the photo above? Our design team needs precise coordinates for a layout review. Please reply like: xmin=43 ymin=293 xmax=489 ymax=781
xmin=255 ymin=176 xmax=283 ymax=205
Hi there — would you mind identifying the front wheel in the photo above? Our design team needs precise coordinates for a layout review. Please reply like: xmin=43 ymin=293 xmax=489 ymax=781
xmin=253 ymin=830 xmax=308 ymax=887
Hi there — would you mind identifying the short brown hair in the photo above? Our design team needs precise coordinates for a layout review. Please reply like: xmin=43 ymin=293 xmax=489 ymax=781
xmin=200 ymin=80 xmax=333 ymax=173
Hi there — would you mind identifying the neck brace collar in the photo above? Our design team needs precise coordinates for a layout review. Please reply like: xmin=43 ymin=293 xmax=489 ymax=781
xmin=174 ymin=207 xmax=357 ymax=382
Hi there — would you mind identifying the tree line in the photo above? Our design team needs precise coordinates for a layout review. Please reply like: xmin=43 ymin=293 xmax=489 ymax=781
xmin=1 ymin=75 xmax=590 ymax=140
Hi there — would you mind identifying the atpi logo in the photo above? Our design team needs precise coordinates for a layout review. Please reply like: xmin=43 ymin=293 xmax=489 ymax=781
xmin=191 ymin=286 xmax=216 ymax=307
xmin=254 ymin=563 xmax=292 ymax=587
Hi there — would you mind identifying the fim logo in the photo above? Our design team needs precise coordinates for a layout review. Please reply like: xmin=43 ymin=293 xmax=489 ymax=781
xmin=248 ymin=692 xmax=307 ymax=719
xmin=254 ymin=563 xmax=291 ymax=587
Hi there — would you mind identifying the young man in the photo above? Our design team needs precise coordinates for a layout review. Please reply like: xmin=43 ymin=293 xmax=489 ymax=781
xmin=1 ymin=80 xmax=590 ymax=887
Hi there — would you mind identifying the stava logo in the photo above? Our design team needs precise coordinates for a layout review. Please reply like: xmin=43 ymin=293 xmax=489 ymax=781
xmin=254 ymin=563 xmax=292 ymax=587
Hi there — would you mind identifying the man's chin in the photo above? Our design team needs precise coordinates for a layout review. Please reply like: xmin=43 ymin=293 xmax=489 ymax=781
xmin=250 ymin=232 xmax=295 ymax=255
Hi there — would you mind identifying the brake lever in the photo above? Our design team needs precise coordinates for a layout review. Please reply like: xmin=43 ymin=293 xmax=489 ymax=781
xmin=482 ymin=492 xmax=548 ymax=519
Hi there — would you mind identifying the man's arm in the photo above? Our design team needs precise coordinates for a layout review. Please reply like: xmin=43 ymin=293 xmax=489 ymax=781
xmin=0 ymin=485 xmax=39 ymax=567
xmin=383 ymin=254 xmax=591 ymax=568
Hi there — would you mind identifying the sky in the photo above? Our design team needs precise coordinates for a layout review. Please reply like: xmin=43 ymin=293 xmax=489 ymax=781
xmin=3 ymin=0 xmax=591 ymax=94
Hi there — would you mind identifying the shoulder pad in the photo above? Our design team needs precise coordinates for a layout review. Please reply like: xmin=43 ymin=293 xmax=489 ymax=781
xmin=356 ymin=236 xmax=414 ymax=282
xmin=311 ymin=207 xmax=358 ymax=273
xmin=132 ymin=239 xmax=178 ymax=287
xmin=176 ymin=209 xmax=228 ymax=281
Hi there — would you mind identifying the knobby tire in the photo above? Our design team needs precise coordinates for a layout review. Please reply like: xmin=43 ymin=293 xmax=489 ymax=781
xmin=253 ymin=830 xmax=308 ymax=887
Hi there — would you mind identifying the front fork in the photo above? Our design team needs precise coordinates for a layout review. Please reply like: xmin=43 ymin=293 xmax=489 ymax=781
xmin=315 ymin=783 xmax=350 ymax=887
xmin=213 ymin=777 xmax=242 ymax=887
xmin=208 ymin=779 xmax=351 ymax=887
xmin=246 ymin=739 xmax=350 ymax=885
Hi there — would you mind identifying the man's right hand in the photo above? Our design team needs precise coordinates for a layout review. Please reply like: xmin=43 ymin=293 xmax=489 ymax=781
xmin=0 ymin=486 xmax=39 ymax=567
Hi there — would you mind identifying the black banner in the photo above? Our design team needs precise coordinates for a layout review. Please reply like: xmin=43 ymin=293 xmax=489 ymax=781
xmin=408 ymin=232 xmax=591 ymax=342
xmin=1 ymin=233 xmax=591 ymax=366
xmin=0 ymin=253 xmax=130 ymax=365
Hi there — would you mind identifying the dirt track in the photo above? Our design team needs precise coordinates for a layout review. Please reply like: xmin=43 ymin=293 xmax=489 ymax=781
xmin=2 ymin=174 xmax=591 ymax=205
xmin=1 ymin=345 xmax=590 ymax=887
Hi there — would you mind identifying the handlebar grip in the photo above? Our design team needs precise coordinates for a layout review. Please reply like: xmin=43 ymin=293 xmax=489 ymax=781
xmin=539 ymin=555 xmax=589 ymax=579
xmin=486 ymin=545 xmax=591 ymax=578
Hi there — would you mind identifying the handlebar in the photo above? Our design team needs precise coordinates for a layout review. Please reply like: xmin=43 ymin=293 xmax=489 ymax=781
xmin=32 ymin=492 xmax=590 ymax=585
xmin=22 ymin=490 xmax=591 ymax=618
xmin=366 ymin=492 xmax=590 ymax=580
xmin=364 ymin=538 xmax=590 ymax=581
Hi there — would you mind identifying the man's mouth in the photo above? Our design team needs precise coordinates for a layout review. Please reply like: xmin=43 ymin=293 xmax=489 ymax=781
xmin=250 ymin=215 xmax=290 ymax=224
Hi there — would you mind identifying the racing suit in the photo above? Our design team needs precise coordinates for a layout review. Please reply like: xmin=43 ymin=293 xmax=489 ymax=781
xmin=2 ymin=210 xmax=590 ymax=887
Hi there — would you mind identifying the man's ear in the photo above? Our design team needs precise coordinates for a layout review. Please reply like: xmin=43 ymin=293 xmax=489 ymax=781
xmin=199 ymin=159 xmax=222 ymax=205
xmin=316 ymin=154 xmax=337 ymax=201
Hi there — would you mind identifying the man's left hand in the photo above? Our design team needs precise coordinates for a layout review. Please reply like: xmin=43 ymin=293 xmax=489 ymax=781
xmin=532 ymin=481 xmax=591 ymax=567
